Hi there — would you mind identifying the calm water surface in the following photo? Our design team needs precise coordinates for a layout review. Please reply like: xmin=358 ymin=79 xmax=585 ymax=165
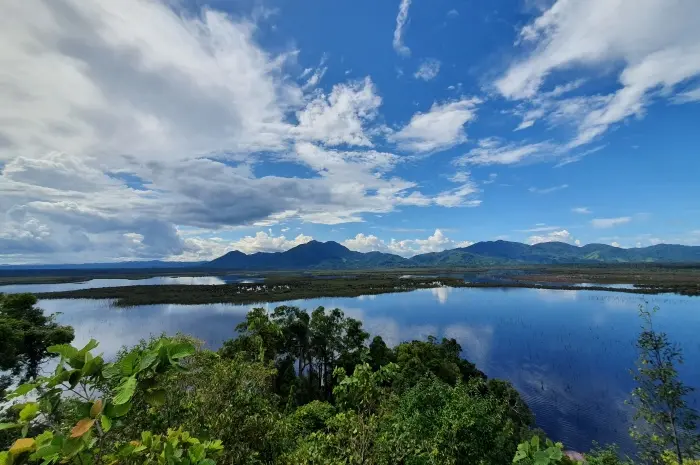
xmin=0 ymin=276 xmax=263 ymax=294
xmin=38 ymin=287 xmax=700 ymax=453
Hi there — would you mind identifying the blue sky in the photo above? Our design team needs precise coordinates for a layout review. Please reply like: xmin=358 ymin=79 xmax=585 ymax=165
xmin=1 ymin=0 xmax=699 ymax=263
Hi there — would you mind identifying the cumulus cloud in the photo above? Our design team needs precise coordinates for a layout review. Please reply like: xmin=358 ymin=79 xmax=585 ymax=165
xmin=527 ymin=229 xmax=579 ymax=245
xmin=414 ymin=59 xmax=441 ymax=81
xmin=0 ymin=0 xmax=475 ymax=264
xmin=591 ymin=217 xmax=632 ymax=228
xmin=221 ymin=231 xmax=313 ymax=254
xmin=572 ymin=207 xmax=591 ymax=214
xmin=343 ymin=229 xmax=473 ymax=257
xmin=497 ymin=0 xmax=700 ymax=147
xmin=295 ymin=78 xmax=381 ymax=147
xmin=390 ymin=98 xmax=479 ymax=153
xmin=393 ymin=0 xmax=412 ymax=56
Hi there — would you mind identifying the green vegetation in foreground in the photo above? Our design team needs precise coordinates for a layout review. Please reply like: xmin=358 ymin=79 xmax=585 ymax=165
xmin=0 ymin=294 xmax=74 ymax=396
xmin=30 ymin=275 xmax=700 ymax=307
xmin=1 ymin=295 xmax=699 ymax=464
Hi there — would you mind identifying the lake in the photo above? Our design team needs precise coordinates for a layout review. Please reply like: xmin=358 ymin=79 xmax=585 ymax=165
xmin=37 ymin=287 xmax=700 ymax=453
xmin=0 ymin=275 xmax=263 ymax=294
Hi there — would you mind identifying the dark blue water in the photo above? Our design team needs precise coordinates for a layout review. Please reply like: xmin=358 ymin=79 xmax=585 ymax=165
xmin=38 ymin=287 xmax=700 ymax=453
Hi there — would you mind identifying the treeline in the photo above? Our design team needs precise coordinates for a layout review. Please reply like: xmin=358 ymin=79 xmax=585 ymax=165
xmin=1 ymin=293 xmax=699 ymax=464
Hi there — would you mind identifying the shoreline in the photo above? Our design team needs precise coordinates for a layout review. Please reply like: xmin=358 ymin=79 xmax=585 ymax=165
xmin=29 ymin=277 xmax=699 ymax=307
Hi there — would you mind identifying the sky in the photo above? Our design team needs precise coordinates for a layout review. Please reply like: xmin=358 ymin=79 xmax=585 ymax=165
xmin=1 ymin=0 xmax=700 ymax=264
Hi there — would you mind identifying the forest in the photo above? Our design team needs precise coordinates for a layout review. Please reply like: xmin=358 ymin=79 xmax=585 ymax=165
xmin=1 ymin=292 xmax=698 ymax=464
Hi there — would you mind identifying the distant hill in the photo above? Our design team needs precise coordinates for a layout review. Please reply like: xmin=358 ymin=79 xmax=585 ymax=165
xmin=5 ymin=240 xmax=700 ymax=271
xmin=207 ymin=240 xmax=700 ymax=270
xmin=208 ymin=240 xmax=409 ymax=270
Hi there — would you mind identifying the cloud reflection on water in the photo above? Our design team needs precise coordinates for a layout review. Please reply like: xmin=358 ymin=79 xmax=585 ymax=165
xmin=38 ymin=287 xmax=700 ymax=454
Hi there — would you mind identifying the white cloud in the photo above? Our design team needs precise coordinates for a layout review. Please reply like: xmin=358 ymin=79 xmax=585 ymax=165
xmin=224 ymin=231 xmax=313 ymax=254
xmin=434 ymin=183 xmax=481 ymax=208
xmin=393 ymin=0 xmax=412 ymax=56
xmin=2 ymin=2 xmax=483 ymax=264
xmin=447 ymin=9 xmax=459 ymax=18
xmin=527 ymin=229 xmax=577 ymax=245
xmin=295 ymin=77 xmax=382 ymax=147
xmin=414 ymin=59 xmax=441 ymax=81
xmin=674 ymin=86 xmax=700 ymax=103
xmin=343 ymin=229 xmax=473 ymax=257
xmin=497 ymin=0 xmax=700 ymax=147
xmin=514 ymin=120 xmax=535 ymax=131
xmin=302 ymin=67 xmax=327 ymax=90
xmin=482 ymin=173 xmax=498 ymax=184
xmin=591 ymin=217 xmax=632 ymax=228
xmin=554 ymin=145 xmax=605 ymax=167
xmin=448 ymin=171 xmax=471 ymax=183
xmin=518 ymin=225 xmax=562 ymax=233
xmin=0 ymin=0 xmax=303 ymax=166
xmin=611 ymin=241 xmax=621 ymax=247
xmin=390 ymin=98 xmax=479 ymax=153
xmin=528 ymin=184 xmax=568 ymax=194
xmin=455 ymin=138 xmax=554 ymax=165
xmin=572 ymin=207 xmax=591 ymax=214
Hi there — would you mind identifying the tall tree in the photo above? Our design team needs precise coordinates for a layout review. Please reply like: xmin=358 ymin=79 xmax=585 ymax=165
xmin=630 ymin=304 xmax=700 ymax=464
xmin=0 ymin=293 xmax=74 ymax=383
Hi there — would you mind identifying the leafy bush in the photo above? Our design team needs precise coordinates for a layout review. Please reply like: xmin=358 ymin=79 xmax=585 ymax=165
xmin=0 ymin=337 xmax=221 ymax=465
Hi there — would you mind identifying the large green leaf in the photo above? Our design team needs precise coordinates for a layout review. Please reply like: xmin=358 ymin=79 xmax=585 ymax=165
xmin=19 ymin=403 xmax=40 ymax=422
xmin=0 ymin=423 xmax=20 ymax=431
xmin=82 ymin=355 xmax=104 ymax=377
xmin=68 ymin=370 xmax=82 ymax=389
xmin=112 ymin=376 xmax=137 ymax=405
xmin=104 ymin=401 xmax=131 ymax=418
xmin=102 ymin=363 xmax=122 ymax=380
xmin=168 ymin=342 xmax=195 ymax=360
xmin=6 ymin=383 xmax=37 ymax=400
xmin=79 ymin=339 xmax=99 ymax=353
xmin=30 ymin=444 xmax=61 ymax=460
xmin=100 ymin=415 xmax=112 ymax=433
xmin=48 ymin=344 xmax=78 ymax=359
xmin=136 ymin=351 xmax=159 ymax=373
xmin=118 ymin=351 xmax=139 ymax=377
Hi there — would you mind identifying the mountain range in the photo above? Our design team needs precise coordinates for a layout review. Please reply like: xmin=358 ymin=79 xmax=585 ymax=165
xmin=4 ymin=240 xmax=700 ymax=271
xmin=206 ymin=240 xmax=700 ymax=270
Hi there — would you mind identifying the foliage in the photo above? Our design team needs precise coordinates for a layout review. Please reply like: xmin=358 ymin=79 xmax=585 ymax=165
xmin=629 ymin=305 xmax=700 ymax=464
xmin=378 ymin=376 xmax=523 ymax=465
xmin=0 ymin=337 xmax=220 ymax=465
xmin=391 ymin=336 xmax=485 ymax=393
xmin=281 ymin=363 xmax=396 ymax=465
xmin=585 ymin=443 xmax=634 ymax=465
xmin=10 ymin=300 xmax=700 ymax=465
xmin=512 ymin=436 xmax=567 ymax=465
xmin=0 ymin=293 xmax=74 ymax=382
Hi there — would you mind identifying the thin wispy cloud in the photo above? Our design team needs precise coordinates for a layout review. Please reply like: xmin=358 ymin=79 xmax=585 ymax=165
xmin=528 ymin=184 xmax=569 ymax=194
xmin=591 ymin=217 xmax=632 ymax=229
xmin=517 ymin=225 xmax=562 ymax=233
xmin=393 ymin=0 xmax=412 ymax=56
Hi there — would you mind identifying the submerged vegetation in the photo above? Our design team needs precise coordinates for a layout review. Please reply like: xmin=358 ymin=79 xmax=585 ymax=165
xmin=1 ymin=293 xmax=698 ymax=464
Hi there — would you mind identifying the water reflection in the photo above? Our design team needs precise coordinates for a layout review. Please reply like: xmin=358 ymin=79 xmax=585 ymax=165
xmin=0 ymin=275 xmax=265 ymax=294
xmin=38 ymin=288 xmax=700 ymax=453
